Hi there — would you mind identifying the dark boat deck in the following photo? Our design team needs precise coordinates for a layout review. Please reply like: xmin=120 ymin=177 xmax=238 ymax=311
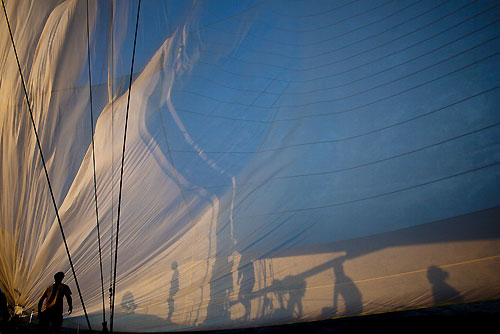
xmin=3 ymin=299 xmax=499 ymax=334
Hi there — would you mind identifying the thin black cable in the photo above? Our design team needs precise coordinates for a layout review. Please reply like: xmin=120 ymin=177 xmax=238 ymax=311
xmin=205 ymin=0 xmax=419 ymax=50
xmin=1 ymin=0 xmax=92 ymax=332
xmin=15 ymin=3 xmax=493 ymax=113
xmin=175 ymin=31 xmax=500 ymax=106
xmin=198 ymin=0 xmax=484 ymax=71
xmin=285 ymin=21 xmax=500 ymax=94
xmin=168 ymin=4 xmax=499 ymax=105
xmin=187 ymin=0 xmax=266 ymax=35
xmin=178 ymin=85 xmax=499 ymax=191
xmin=278 ymin=50 xmax=500 ymax=119
xmin=85 ymin=0 xmax=107 ymax=331
xmin=199 ymin=0 xmax=452 ymax=61
xmin=263 ymin=122 xmax=500 ymax=181
xmin=268 ymin=0 xmax=364 ymax=19
xmin=110 ymin=0 xmax=141 ymax=332
xmin=173 ymin=84 xmax=500 ymax=155
xmin=184 ymin=0 xmax=421 ymax=87
xmin=291 ymin=3 xmax=498 ymax=83
xmin=192 ymin=48 xmax=494 ymax=121
xmin=109 ymin=0 xmax=115 ymax=318
xmin=208 ymin=0 xmax=416 ymax=46
xmin=279 ymin=35 xmax=500 ymax=108
xmin=174 ymin=16 xmax=499 ymax=106
xmin=170 ymin=1 xmax=495 ymax=88
xmin=235 ymin=161 xmax=500 ymax=219
xmin=186 ymin=119 xmax=500 ymax=192
xmin=165 ymin=44 xmax=500 ymax=120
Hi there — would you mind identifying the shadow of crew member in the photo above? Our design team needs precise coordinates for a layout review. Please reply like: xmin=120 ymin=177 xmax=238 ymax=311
xmin=38 ymin=272 xmax=72 ymax=334
xmin=237 ymin=257 xmax=255 ymax=321
xmin=121 ymin=291 xmax=137 ymax=314
xmin=167 ymin=261 xmax=179 ymax=322
xmin=332 ymin=256 xmax=362 ymax=316
xmin=273 ymin=276 xmax=306 ymax=318
xmin=427 ymin=265 xmax=463 ymax=305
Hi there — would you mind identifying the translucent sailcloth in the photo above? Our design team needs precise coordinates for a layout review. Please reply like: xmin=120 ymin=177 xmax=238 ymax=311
xmin=1 ymin=0 xmax=499 ymax=332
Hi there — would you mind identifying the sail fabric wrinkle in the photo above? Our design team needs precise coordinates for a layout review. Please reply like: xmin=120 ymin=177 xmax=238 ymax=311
xmin=0 ymin=0 xmax=499 ymax=332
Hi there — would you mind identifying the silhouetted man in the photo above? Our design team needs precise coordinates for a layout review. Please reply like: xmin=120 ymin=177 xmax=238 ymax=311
xmin=38 ymin=272 xmax=72 ymax=334
xmin=0 ymin=287 xmax=9 ymax=326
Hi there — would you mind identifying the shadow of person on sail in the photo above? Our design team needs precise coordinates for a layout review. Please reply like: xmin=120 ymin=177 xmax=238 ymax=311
xmin=322 ymin=256 xmax=362 ymax=318
xmin=271 ymin=275 xmax=306 ymax=319
xmin=115 ymin=291 xmax=164 ymax=331
xmin=427 ymin=265 xmax=463 ymax=305
xmin=236 ymin=255 xmax=255 ymax=321
xmin=166 ymin=261 xmax=179 ymax=323
xmin=204 ymin=251 xmax=235 ymax=325
xmin=120 ymin=291 xmax=137 ymax=314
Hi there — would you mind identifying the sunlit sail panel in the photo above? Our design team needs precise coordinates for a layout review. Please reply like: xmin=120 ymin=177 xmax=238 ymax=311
xmin=0 ymin=0 xmax=499 ymax=332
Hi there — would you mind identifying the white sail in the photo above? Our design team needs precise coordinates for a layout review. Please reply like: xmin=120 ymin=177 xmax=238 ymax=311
xmin=1 ymin=0 xmax=499 ymax=332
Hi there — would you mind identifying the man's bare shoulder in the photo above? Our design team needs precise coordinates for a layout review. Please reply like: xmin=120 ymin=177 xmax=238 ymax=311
xmin=61 ymin=283 xmax=72 ymax=295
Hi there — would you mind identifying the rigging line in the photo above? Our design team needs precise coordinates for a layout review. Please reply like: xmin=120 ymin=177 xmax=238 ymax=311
xmin=175 ymin=28 xmax=500 ymax=105
xmin=203 ymin=0 xmax=418 ymax=52
xmin=267 ymin=0 xmax=364 ymax=20
xmin=283 ymin=20 xmax=500 ymax=95
xmin=232 ymin=0 xmax=394 ymax=36
xmin=181 ymin=120 xmax=500 ymax=191
xmin=188 ymin=0 xmax=266 ymax=35
xmin=275 ymin=0 xmax=404 ymax=33
xmin=188 ymin=122 xmax=500 ymax=212
xmin=200 ymin=4 xmax=421 ymax=75
xmin=109 ymin=0 xmax=115 ymax=314
xmin=255 ymin=122 xmax=500 ymax=181
xmin=108 ymin=2 xmax=115 ymax=310
xmin=85 ymin=0 xmax=107 ymax=330
xmin=0 ymin=0 xmax=93 ymax=332
xmin=184 ymin=121 xmax=500 ymax=202
xmin=235 ymin=161 xmax=500 ymax=219
xmin=165 ymin=47 xmax=500 ymax=124
xmin=174 ymin=2 xmax=496 ymax=87
xmin=279 ymin=35 xmax=500 ymax=108
xmin=276 ymin=50 xmax=500 ymax=119
xmin=206 ymin=0 xmax=415 ymax=47
xmin=199 ymin=0 xmax=455 ymax=67
xmin=173 ymin=29 xmax=500 ymax=108
xmin=169 ymin=9 xmax=499 ymax=106
xmin=171 ymin=85 xmax=500 ymax=155
xmin=288 ymin=3 xmax=498 ymax=83
xmin=171 ymin=68 xmax=290 ymax=111
xmin=200 ymin=0 xmax=485 ymax=71
xmin=178 ymin=74 xmax=272 ymax=94
xmin=194 ymin=2 xmax=498 ymax=88
xmin=110 ymin=0 xmax=141 ymax=332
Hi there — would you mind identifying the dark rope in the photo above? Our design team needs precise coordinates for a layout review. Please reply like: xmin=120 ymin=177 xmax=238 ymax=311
xmin=1 ymin=0 xmax=92 ymax=332
xmin=86 ymin=0 xmax=108 ymax=332
xmin=110 ymin=1 xmax=141 ymax=332
xmin=109 ymin=0 xmax=115 ymax=319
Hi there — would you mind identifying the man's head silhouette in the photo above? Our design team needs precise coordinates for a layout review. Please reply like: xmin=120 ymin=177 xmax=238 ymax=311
xmin=54 ymin=272 xmax=65 ymax=284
